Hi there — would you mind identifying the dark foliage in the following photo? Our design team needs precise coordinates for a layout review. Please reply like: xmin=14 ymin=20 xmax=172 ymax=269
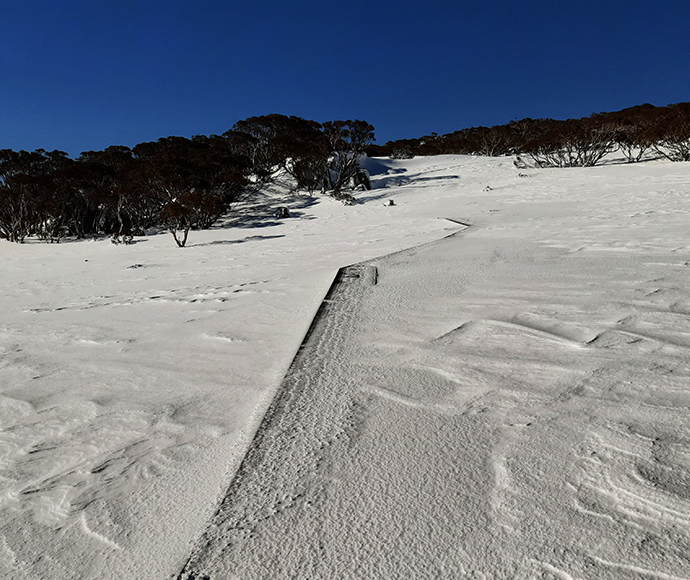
xmin=8 ymin=101 xmax=690 ymax=245
xmin=0 ymin=114 xmax=376 ymax=244
xmin=322 ymin=120 xmax=375 ymax=193
xmin=368 ymin=102 xmax=690 ymax=168
xmin=0 ymin=149 xmax=71 ymax=242
xmin=647 ymin=103 xmax=690 ymax=162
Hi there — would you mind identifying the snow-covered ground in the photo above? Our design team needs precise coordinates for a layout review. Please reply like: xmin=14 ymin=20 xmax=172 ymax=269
xmin=2 ymin=155 xmax=690 ymax=579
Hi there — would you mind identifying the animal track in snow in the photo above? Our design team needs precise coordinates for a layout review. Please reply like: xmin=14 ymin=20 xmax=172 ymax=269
xmin=25 ymin=281 xmax=271 ymax=313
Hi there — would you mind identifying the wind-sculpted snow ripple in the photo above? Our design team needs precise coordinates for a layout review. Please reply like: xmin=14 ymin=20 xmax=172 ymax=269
xmin=0 ymin=395 xmax=218 ymax=556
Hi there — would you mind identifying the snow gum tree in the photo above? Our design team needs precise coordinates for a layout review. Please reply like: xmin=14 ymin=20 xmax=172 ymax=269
xmin=78 ymin=146 xmax=140 ymax=241
xmin=649 ymin=103 xmax=690 ymax=162
xmin=0 ymin=149 xmax=70 ymax=242
xmin=227 ymin=114 xmax=330 ymax=193
xmin=521 ymin=116 xmax=618 ymax=168
xmin=322 ymin=120 xmax=375 ymax=193
xmin=132 ymin=135 xmax=250 ymax=247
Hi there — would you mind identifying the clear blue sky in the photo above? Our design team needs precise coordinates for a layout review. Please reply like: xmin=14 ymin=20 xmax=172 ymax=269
xmin=2 ymin=1 xmax=689 ymax=156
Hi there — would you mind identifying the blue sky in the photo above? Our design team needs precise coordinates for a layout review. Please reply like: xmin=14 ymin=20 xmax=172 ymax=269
xmin=2 ymin=1 xmax=689 ymax=156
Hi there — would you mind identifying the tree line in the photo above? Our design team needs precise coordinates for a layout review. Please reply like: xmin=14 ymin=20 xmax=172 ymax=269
xmin=4 ymin=103 xmax=690 ymax=245
xmin=0 ymin=116 xmax=374 ymax=245
xmin=367 ymin=102 xmax=690 ymax=168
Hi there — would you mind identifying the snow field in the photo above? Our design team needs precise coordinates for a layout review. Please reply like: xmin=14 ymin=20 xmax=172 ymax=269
xmin=2 ymin=154 xmax=690 ymax=578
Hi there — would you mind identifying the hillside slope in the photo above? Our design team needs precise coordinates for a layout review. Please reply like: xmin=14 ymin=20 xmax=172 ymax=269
xmin=2 ymin=155 xmax=690 ymax=579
